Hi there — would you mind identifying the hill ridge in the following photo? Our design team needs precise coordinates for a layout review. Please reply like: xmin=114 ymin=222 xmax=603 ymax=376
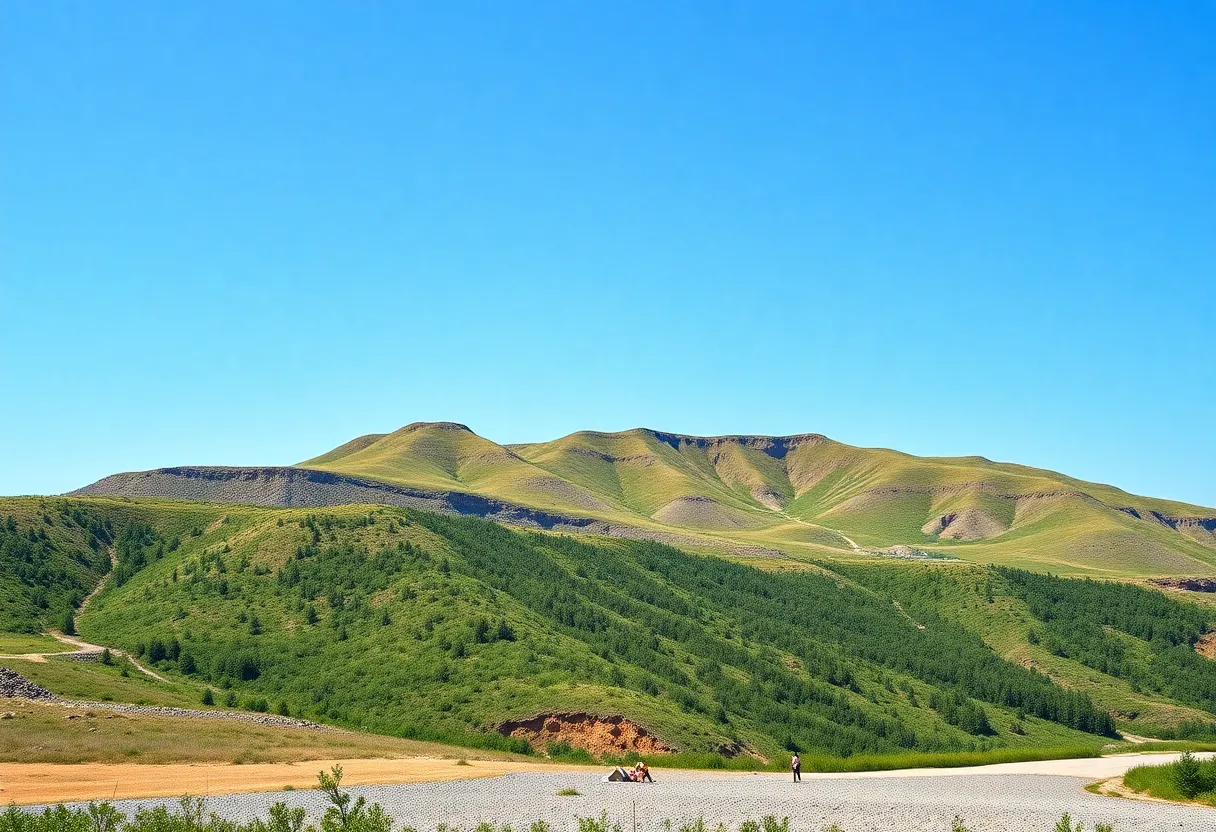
xmin=72 ymin=422 xmax=1216 ymax=577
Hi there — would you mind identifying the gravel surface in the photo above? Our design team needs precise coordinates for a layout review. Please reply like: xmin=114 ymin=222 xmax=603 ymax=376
xmin=60 ymin=700 xmax=330 ymax=729
xmin=22 ymin=771 xmax=1214 ymax=831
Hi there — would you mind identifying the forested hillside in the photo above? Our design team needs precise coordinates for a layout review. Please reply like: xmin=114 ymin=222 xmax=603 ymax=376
xmin=72 ymin=501 xmax=1122 ymax=760
xmin=834 ymin=562 xmax=1216 ymax=738
xmin=0 ymin=501 xmax=114 ymax=632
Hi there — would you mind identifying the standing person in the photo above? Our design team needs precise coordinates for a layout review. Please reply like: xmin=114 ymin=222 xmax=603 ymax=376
xmin=637 ymin=761 xmax=653 ymax=783
xmin=791 ymin=753 xmax=801 ymax=782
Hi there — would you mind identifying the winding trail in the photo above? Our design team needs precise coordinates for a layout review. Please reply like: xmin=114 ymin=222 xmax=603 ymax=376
xmin=0 ymin=549 xmax=166 ymax=681
xmin=774 ymin=510 xmax=864 ymax=551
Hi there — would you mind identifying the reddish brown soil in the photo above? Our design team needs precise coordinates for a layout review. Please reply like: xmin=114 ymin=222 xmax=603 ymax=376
xmin=1195 ymin=631 xmax=1216 ymax=660
xmin=499 ymin=712 xmax=674 ymax=756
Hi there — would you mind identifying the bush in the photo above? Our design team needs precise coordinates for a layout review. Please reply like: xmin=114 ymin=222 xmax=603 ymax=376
xmin=575 ymin=812 xmax=621 ymax=832
xmin=201 ymin=688 xmax=215 ymax=706
xmin=61 ymin=612 xmax=76 ymax=636
xmin=1175 ymin=751 xmax=1205 ymax=799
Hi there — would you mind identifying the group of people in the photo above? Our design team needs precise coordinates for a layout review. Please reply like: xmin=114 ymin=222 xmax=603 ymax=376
xmin=607 ymin=761 xmax=654 ymax=783
xmin=608 ymin=755 xmax=801 ymax=783
xmin=628 ymin=761 xmax=653 ymax=782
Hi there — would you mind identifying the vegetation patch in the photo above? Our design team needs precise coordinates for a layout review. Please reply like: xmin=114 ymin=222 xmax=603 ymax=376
xmin=1122 ymin=751 xmax=1216 ymax=806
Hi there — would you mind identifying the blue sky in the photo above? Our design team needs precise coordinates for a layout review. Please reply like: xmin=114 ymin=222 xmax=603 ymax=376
xmin=1 ymin=2 xmax=1213 ymax=506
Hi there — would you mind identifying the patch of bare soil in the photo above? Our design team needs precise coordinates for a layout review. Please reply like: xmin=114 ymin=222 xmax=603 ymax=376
xmin=1195 ymin=631 xmax=1216 ymax=660
xmin=652 ymin=497 xmax=762 ymax=530
xmin=499 ymin=713 xmax=674 ymax=757
xmin=921 ymin=508 xmax=1006 ymax=541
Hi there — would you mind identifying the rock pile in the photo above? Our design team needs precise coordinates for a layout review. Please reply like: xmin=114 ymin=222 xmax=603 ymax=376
xmin=0 ymin=666 xmax=59 ymax=701
xmin=66 ymin=702 xmax=330 ymax=730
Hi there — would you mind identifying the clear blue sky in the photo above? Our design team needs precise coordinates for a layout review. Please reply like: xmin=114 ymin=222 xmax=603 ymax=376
xmin=2 ymin=2 xmax=1213 ymax=506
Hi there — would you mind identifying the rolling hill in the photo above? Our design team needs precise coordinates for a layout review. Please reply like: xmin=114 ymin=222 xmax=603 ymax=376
xmin=77 ymin=422 xmax=1216 ymax=577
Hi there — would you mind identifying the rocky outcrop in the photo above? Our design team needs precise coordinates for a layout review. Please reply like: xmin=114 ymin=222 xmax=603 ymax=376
xmin=72 ymin=467 xmax=608 ymax=531
xmin=1148 ymin=577 xmax=1216 ymax=593
xmin=1117 ymin=508 xmax=1216 ymax=534
xmin=644 ymin=430 xmax=828 ymax=460
xmin=62 ymin=701 xmax=329 ymax=729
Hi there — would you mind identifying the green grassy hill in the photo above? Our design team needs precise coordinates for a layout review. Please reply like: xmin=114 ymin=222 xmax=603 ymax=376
xmin=4 ymin=496 xmax=1216 ymax=765
xmin=297 ymin=423 xmax=1216 ymax=577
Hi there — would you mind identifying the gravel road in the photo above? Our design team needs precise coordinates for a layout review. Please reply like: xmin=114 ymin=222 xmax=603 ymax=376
xmin=22 ymin=770 xmax=1213 ymax=832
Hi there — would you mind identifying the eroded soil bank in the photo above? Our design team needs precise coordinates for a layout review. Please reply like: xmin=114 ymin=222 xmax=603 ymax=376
xmin=499 ymin=712 xmax=674 ymax=756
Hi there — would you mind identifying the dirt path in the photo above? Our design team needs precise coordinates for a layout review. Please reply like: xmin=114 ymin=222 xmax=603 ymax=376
xmin=77 ymin=546 xmax=118 ymax=615
xmin=774 ymin=510 xmax=864 ymax=552
xmin=0 ymin=634 xmax=167 ymax=681
xmin=43 ymin=632 xmax=168 ymax=682
xmin=0 ymin=549 xmax=169 ymax=682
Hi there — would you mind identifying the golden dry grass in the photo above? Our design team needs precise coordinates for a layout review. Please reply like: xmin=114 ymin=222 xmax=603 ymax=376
xmin=0 ymin=755 xmax=592 ymax=806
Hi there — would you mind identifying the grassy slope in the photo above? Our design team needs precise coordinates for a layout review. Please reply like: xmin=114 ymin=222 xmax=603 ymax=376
xmin=0 ymin=633 xmax=62 ymax=653
xmin=64 ymin=500 xmax=1126 ymax=762
xmin=0 ymin=698 xmax=526 ymax=764
xmin=299 ymin=425 xmax=1216 ymax=577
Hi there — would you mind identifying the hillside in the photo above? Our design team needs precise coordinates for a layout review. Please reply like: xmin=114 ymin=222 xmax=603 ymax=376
xmin=4 ymin=496 xmax=1216 ymax=762
xmin=0 ymin=501 xmax=114 ymax=632
xmin=78 ymin=422 xmax=1216 ymax=577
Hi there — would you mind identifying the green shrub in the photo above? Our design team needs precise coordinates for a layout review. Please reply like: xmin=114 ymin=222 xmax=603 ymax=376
xmin=1053 ymin=813 xmax=1080 ymax=832
xmin=575 ymin=812 xmax=621 ymax=832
